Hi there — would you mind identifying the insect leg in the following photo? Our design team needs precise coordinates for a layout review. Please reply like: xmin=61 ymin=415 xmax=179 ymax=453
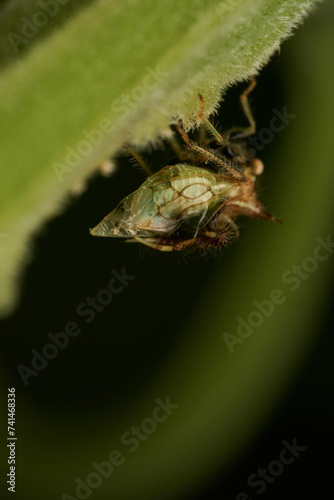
xmin=173 ymin=123 xmax=192 ymax=146
xmin=197 ymin=93 xmax=228 ymax=146
xmin=226 ymin=78 xmax=257 ymax=139
xmin=123 ymin=143 xmax=153 ymax=176
xmin=215 ymin=213 xmax=240 ymax=238
xmin=131 ymin=236 xmax=198 ymax=252
xmin=166 ymin=132 xmax=191 ymax=161
xmin=187 ymin=141 xmax=243 ymax=179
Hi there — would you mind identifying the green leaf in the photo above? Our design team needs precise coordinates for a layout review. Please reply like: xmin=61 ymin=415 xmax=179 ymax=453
xmin=0 ymin=0 xmax=319 ymax=313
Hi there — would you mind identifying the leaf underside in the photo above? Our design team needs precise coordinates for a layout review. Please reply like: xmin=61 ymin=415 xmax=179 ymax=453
xmin=0 ymin=0 xmax=319 ymax=312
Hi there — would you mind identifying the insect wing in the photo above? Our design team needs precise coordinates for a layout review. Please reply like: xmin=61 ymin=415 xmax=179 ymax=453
xmin=90 ymin=178 xmax=179 ymax=238
xmin=90 ymin=190 xmax=140 ymax=237
xmin=91 ymin=164 xmax=235 ymax=240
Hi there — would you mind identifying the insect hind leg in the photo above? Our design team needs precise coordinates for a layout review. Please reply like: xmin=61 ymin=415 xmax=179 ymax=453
xmin=226 ymin=77 xmax=257 ymax=140
xmin=123 ymin=143 xmax=153 ymax=176
xmin=186 ymin=141 xmax=243 ymax=180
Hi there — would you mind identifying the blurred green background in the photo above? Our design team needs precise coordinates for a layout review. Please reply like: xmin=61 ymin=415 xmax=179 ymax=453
xmin=1 ymin=1 xmax=334 ymax=499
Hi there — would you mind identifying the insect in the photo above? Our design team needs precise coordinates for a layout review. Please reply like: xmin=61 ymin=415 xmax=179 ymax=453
xmin=90 ymin=78 xmax=280 ymax=251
